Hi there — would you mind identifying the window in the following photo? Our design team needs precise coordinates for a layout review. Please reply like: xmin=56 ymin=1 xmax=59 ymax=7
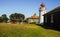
xmin=51 ymin=14 xmax=54 ymax=23
xmin=45 ymin=16 xmax=47 ymax=23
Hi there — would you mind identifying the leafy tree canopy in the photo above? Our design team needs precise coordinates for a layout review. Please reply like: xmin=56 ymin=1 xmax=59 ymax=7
xmin=9 ymin=13 xmax=25 ymax=22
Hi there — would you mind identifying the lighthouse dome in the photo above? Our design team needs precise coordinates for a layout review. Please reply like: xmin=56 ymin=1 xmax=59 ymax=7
xmin=40 ymin=2 xmax=45 ymax=7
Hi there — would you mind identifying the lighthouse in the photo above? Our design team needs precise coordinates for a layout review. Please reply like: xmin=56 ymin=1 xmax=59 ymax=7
xmin=39 ymin=2 xmax=46 ymax=25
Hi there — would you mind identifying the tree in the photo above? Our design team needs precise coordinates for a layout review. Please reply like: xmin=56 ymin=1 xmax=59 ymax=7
xmin=1 ymin=14 xmax=8 ymax=23
xmin=0 ymin=17 xmax=3 ymax=22
xmin=9 ymin=13 xmax=25 ymax=23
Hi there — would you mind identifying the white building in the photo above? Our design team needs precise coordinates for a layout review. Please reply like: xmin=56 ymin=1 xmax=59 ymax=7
xmin=27 ymin=13 xmax=39 ymax=24
xmin=39 ymin=2 xmax=47 ymax=25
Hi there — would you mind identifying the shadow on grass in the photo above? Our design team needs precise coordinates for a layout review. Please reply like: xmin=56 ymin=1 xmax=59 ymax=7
xmin=36 ymin=24 xmax=60 ymax=31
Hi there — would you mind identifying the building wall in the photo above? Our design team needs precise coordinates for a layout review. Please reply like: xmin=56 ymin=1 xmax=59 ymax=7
xmin=44 ymin=15 xmax=51 ymax=26
xmin=53 ymin=11 xmax=60 ymax=29
xmin=44 ymin=11 xmax=60 ymax=29
xmin=28 ymin=18 xmax=38 ymax=24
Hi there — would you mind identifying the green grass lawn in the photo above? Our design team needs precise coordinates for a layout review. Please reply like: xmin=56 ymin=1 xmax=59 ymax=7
xmin=0 ymin=23 xmax=60 ymax=37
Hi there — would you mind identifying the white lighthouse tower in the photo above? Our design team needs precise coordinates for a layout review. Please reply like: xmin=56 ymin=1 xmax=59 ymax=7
xmin=39 ymin=2 xmax=46 ymax=25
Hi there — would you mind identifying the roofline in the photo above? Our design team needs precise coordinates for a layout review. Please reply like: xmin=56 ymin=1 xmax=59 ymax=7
xmin=43 ymin=6 xmax=60 ymax=16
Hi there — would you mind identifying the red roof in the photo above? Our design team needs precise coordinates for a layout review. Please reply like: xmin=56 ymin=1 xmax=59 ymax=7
xmin=40 ymin=2 xmax=45 ymax=7
xmin=27 ymin=13 xmax=39 ymax=19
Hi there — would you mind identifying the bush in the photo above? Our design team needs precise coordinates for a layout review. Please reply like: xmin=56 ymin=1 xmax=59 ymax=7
xmin=30 ymin=22 xmax=36 ymax=24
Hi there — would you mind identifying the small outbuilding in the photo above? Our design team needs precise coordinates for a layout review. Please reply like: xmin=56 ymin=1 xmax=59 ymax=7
xmin=27 ymin=13 xmax=39 ymax=24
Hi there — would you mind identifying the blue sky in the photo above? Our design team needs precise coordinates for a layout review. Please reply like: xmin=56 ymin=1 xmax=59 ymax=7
xmin=0 ymin=0 xmax=60 ymax=18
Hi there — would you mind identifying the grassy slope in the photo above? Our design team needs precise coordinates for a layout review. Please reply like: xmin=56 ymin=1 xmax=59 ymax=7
xmin=0 ymin=23 xmax=60 ymax=37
